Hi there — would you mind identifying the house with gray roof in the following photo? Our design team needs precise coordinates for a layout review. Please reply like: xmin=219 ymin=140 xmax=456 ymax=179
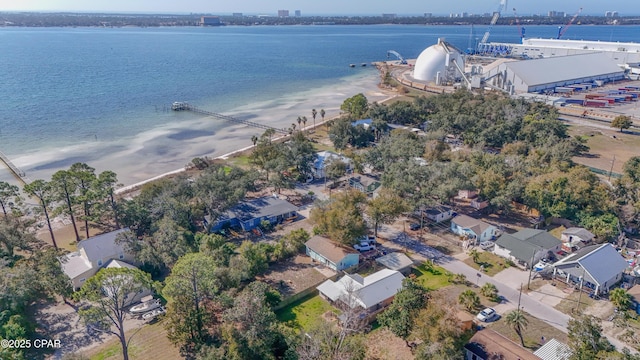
xmin=348 ymin=175 xmax=381 ymax=195
xmin=451 ymin=214 xmax=497 ymax=244
xmin=493 ymin=229 xmax=562 ymax=269
xmin=59 ymin=228 xmax=135 ymax=291
xmin=317 ymin=269 xmax=405 ymax=311
xmin=208 ymin=195 xmax=298 ymax=232
xmin=552 ymin=243 xmax=628 ymax=295
xmin=561 ymin=227 xmax=595 ymax=253
xmin=424 ymin=206 xmax=454 ymax=223
xmin=305 ymin=235 xmax=360 ymax=271
xmin=375 ymin=252 xmax=414 ymax=275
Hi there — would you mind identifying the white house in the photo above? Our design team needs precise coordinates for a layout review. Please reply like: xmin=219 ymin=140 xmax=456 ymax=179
xmin=59 ymin=228 xmax=136 ymax=291
xmin=450 ymin=214 xmax=497 ymax=244
xmin=317 ymin=269 xmax=404 ymax=312
xmin=552 ymin=243 xmax=629 ymax=295
xmin=424 ymin=206 xmax=454 ymax=223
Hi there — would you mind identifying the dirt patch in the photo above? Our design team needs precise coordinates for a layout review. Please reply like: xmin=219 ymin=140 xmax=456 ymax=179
xmin=259 ymin=255 xmax=329 ymax=298
xmin=366 ymin=328 xmax=415 ymax=360
xmin=570 ymin=126 xmax=640 ymax=175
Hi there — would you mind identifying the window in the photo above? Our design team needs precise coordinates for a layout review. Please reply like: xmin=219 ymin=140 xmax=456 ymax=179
xmin=119 ymin=254 xmax=124 ymax=259
xmin=97 ymin=260 xmax=103 ymax=267
xmin=80 ymin=278 xmax=86 ymax=283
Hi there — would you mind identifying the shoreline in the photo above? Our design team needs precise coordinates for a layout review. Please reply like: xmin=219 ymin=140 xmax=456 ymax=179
xmin=115 ymin=74 xmax=400 ymax=195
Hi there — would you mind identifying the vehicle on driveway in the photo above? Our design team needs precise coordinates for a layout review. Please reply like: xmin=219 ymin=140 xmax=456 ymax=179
xmin=354 ymin=242 xmax=376 ymax=252
xmin=409 ymin=223 xmax=421 ymax=231
xmin=479 ymin=241 xmax=494 ymax=250
xmin=476 ymin=307 xmax=498 ymax=322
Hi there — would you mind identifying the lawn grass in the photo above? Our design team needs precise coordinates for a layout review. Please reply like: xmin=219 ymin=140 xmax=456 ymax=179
xmin=490 ymin=310 xmax=568 ymax=351
xmin=463 ymin=252 xmax=511 ymax=276
xmin=412 ymin=262 xmax=452 ymax=290
xmin=84 ymin=319 xmax=180 ymax=360
xmin=276 ymin=294 xmax=338 ymax=331
xmin=225 ymin=154 xmax=252 ymax=168
xmin=554 ymin=289 xmax=595 ymax=315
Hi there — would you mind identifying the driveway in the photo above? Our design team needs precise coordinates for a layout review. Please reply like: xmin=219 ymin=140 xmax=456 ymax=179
xmin=493 ymin=267 xmax=532 ymax=290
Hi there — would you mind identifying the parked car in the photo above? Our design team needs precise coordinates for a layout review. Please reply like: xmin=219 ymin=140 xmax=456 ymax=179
xmin=479 ymin=242 xmax=494 ymax=250
xmin=354 ymin=242 xmax=376 ymax=252
xmin=409 ymin=223 xmax=421 ymax=231
xmin=358 ymin=235 xmax=378 ymax=246
xmin=476 ymin=307 xmax=498 ymax=322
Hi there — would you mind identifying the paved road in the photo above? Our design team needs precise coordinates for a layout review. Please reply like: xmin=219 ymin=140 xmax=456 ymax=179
xmin=382 ymin=230 xmax=636 ymax=354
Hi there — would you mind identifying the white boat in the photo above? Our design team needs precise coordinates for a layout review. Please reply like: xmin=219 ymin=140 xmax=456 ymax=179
xmin=129 ymin=295 xmax=162 ymax=314
xmin=142 ymin=306 xmax=166 ymax=321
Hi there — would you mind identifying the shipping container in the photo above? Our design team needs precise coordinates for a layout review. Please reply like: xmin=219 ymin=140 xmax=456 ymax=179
xmin=585 ymin=94 xmax=602 ymax=99
xmin=585 ymin=100 xmax=607 ymax=108
xmin=595 ymin=97 xmax=615 ymax=104
xmin=565 ymin=99 xmax=585 ymax=105
xmin=555 ymin=87 xmax=574 ymax=93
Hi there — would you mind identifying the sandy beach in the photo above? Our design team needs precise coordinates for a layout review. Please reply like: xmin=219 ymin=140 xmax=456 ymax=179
xmin=5 ymin=70 xmax=391 ymax=189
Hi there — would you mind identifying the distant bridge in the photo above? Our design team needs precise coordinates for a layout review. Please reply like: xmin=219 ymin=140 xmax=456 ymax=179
xmin=172 ymin=102 xmax=288 ymax=135
xmin=0 ymin=150 xmax=31 ymax=185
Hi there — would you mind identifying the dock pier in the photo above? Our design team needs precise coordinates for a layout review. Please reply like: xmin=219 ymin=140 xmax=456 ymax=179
xmin=0 ymin=150 xmax=30 ymax=185
xmin=172 ymin=102 xmax=288 ymax=135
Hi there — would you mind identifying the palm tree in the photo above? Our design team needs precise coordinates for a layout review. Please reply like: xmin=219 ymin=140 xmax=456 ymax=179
xmin=505 ymin=310 xmax=528 ymax=347
xmin=320 ymin=108 xmax=325 ymax=122
xmin=458 ymin=290 xmax=480 ymax=312
xmin=311 ymin=108 xmax=317 ymax=130
xmin=610 ymin=288 xmax=632 ymax=310
xmin=480 ymin=283 xmax=499 ymax=301
xmin=302 ymin=116 xmax=307 ymax=131
xmin=469 ymin=249 xmax=480 ymax=264
xmin=296 ymin=116 xmax=302 ymax=132
xmin=251 ymin=135 xmax=258 ymax=146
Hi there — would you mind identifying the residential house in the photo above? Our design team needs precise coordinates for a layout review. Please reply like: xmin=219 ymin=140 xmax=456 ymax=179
xmin=451 ymin=214 xmax=498 ymax=244
xmin=464 ymin=329 xmax=539 ymax=360
xmin=375 ymin=252 xmax=414 ymax=275
xmin=552 ymin=243 xmax=628 ymax=295
xmin=424 ymin=206 xmax=454 ymax=223
xmin=317 ymin=269 xmax=404 ymax=312
xmin=207 ymin=195 xmax=298 ymax=232
xmin=348 ymin=175 xmax=381 ymax=195
xmin=458 ymin=189 xmax=478 ymax=199
xmin=59 ymin=228 xmax=135 ymax=291
xmin=312 ymin=151 xmax=352 ymax=179
xmin=493 ymin=229 xmax=562 ymax=269
xmin=305 ymin=235 xmax=360 ymax=271
xmin=471 ymin=198 xmax=490 ymax=210
xmin=560 ymin=227 xmax=595 ymax=253
xmin=533 ymin=338 xmax=572 ymax=360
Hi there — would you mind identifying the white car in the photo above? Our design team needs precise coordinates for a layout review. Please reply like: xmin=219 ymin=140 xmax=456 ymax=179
xmin=476 ymin=307 xmax=498 ymax=322
xmin=479 ymin=242 xmax=494 ymax=250
xmin=354 ymin=242 xmax=376 ymax=252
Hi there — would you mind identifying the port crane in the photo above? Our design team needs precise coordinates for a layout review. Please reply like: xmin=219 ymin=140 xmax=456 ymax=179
xmin=557 ymin=7 xmax=582 ymax=39
xmin=479 ymin=0 xmax=508 ymax=46
xmin=512 ymin=7 xmax=525 ymax=40
xmin=386 ymin=50 xmax=407 ymax=64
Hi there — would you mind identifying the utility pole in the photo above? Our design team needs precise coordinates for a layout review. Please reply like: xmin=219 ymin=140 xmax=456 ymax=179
xmin=527 ymin=249 xmax=536 ymax=290
xmin=518 ymin=282 xmax=523 ymax=314
xmin=608 ymin=155 xmax=616 ymax=182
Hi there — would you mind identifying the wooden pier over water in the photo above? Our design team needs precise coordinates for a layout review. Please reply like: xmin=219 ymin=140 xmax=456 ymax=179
xmin=172 ymin=102 xmax=288 ymax=135
xmin=0 ymin=150 xmax=31 ymax=185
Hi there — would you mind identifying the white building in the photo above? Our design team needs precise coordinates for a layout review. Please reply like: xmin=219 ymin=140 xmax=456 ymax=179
xmin=317 ymin=269 xmax=404 ymax=311
xmin=59 ymin=228 xmax=136 ymax=290
xmin=413 ymin=38 xmax=466 ymax=86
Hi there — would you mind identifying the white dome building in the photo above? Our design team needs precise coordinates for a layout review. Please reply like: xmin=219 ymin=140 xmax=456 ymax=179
xmin=413 ymin=38 xmax=465 ymax=85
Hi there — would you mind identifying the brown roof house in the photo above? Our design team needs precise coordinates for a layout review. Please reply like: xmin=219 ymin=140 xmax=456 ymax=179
xmin=305 ymin=235 xmax=360 ymax=271
xmin=464 ymin=329 xmax=539 ymax=360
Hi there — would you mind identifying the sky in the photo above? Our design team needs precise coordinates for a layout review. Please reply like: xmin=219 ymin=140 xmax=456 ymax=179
xmin=0 ymin=0 xmax=636 ymax=16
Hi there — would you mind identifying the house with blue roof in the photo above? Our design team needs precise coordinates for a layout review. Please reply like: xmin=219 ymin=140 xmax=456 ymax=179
xmin=552 ymin=243 xmax=628 ymax=295
xmin=312 ymin=151 xmax=352 ymax=179
xmin=207 ymin=196 xmax=298 ymax=232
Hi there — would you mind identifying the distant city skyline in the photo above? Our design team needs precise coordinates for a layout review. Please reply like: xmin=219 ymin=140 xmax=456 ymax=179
xmin=0 ymin=0 xmax=636 ymax=16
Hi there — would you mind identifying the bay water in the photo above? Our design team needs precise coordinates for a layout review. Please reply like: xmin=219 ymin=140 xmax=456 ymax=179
xmin=1 ymin=24 xmax=638 ymax=185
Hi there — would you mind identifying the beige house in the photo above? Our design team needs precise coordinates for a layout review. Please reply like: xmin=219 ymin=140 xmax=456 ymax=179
xmin=60 ymin=228 xmax=136 ymax=290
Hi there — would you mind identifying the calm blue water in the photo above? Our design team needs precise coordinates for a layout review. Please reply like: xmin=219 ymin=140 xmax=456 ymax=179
xmin=0 ymin=24 xmax=638 ymax=184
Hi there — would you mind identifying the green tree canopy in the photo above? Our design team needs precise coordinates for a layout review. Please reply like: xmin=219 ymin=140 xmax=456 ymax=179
xmin=340 ymin=93 xmax=369 ymax=119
